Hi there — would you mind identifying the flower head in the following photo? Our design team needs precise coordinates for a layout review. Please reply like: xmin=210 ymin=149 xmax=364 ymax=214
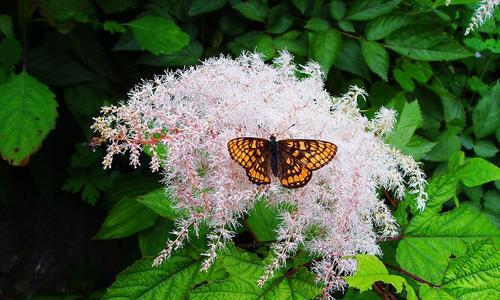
xmin=91 ymin=52 xmax=427 ymax=296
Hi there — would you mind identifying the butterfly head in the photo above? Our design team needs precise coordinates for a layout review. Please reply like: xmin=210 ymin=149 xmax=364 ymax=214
xmin=269 ymin=135 xmax=277 ymax=142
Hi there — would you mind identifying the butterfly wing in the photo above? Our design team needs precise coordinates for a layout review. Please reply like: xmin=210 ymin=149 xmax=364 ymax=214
xmin=227 ymin=137 xmax=271 ymax=185
xmin=277 ymin=150 xmax=312 ymax=188
xmin=277 ymin=139 xmax=337 ymax=188
xmin=278 ymin=139 xmax=337 ymax=171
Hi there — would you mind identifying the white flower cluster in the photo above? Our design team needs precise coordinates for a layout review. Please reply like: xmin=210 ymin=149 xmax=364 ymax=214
xmin=91 ymin=52 xmax=427 ymax=297
xmin=448 ymin=0 xmax=499 ymax=35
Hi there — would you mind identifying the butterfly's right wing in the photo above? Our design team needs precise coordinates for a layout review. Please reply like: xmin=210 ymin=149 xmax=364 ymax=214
xmin=227 ymin=137 xmax=271 ymax=185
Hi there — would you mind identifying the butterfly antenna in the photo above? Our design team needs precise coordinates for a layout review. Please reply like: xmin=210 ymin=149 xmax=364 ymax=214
xmin=276 ymin=124 xmax=296 ymax=137
xmin=258 ymin=124 xmax=272 ymax=135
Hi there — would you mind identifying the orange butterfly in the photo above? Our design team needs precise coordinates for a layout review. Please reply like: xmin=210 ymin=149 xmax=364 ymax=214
xmin=228 ymin=135 xmax=337 ymax=188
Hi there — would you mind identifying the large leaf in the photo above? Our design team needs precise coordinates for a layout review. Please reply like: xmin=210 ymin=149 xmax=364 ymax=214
xmin=472 ymin=82 xmax=499 ymax=138
xmin=386 ymin=95 xmax=423 ymax=149
xmin=396 ymin=168 xmax=500 ymax=284
xmin=346 ymin=0 xmax=401 ymax=21
xmin=136 ymin=188 xmax=179 ymax=219
xmin=228 ymin=31 xmax=275 ymax=59
xmin=365 ymin=14 xmax=412 ymax=40
xmin=95 ymin=197 xmax=158 ymax=239
xmin=103 ymin=249 xmax=221 ymax=300
xmin=189 ymin=0 xmax=227 ymax=16
xmin=334 ymin=38 xmax=370 ymax=80
xmin=0 ymin=71 xmax=57 ymax=166
xmin=386 ymin=28 xmax=472 ymax=60
xmin=245 ymin=199 xmax=281 ymax=242
xmin=232 ymin=0 xmax=268 ymax=22
xmin=360 ymin=39 xmax=388 ymax=81
xmin=459 ymin=157 xmax=500 ymax=187
xmin=190 ymin=246 xmax=321 ymax=299
xmin=344 ymin=254 xmax=416 ymax=300
xmin=128 ymin=16 xmax=190 ymax=55
xmin=137 ymin=41 xmax=203 ymax=67
xmin=309 ymin=29 xmax=342 ymax=75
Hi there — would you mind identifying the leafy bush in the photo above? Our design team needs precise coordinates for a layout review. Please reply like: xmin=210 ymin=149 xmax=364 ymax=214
xmin=0 ymin=0 xmax=498 ymax=299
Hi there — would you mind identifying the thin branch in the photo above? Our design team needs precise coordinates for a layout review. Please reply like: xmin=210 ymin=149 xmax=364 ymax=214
xmin=376 ymin=236 xmax=404 ymax=243
xmin=384 ymin=262 xmax=441 ymax=288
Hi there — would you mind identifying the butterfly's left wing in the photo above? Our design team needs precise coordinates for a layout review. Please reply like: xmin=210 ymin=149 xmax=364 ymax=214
xmin=277 ymin=150 xmax=312 ymax=188
xmin=278 ymin=139 xmax=337 ymax=171
xmin=227 ymin=137 xmax=271 ymax=185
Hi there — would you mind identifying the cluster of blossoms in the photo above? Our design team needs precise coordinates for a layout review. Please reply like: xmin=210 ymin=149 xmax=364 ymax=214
xmin=91 ymin=52 xmax=427 ymax=297
xmin=447 ymin=0 xmax=499 ymax=35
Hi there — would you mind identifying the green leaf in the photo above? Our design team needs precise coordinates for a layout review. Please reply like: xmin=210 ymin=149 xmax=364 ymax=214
xmin=0 ymin=38 xmax=21 ymax=67
xmin=329 ymin=0 xmax=346 ymax=21
xmin=425 ymin=129 xmax=462 ymax=162
xmin=309 ymin=29 xmax=342 ymax=75
xmin=136 ymin=188 xmax=179 ymax=219
xmin=386 ymin=28 xmax=472 ymax=60
xmin=138 ymin=218 xmax=174 ymax=256
xmin=232 ymin=0 xmax=268 ymax=22
xmin=360 ymin=39 xmax=388 ymax=81
xmin=430 ymin=84 xmax=465 ymax=129
xmin=365 ymin=14 xmax=412 ymax=40
xmin=472 ymin=82 xmax=500 ymax=138
xmin=346 ymin=0 xmax=401 ymax=21
xmin=189 ymin=0 xmax=227 ymax=16
xmin=400 ymin=135 xmax=436 ymax=160
xmin=473 ymin=140 xmax=498 ymax=158
xmin=137 ymin=41 xmax=203 ymax=67
xmin=63 ymin=167 xmax=114 ymax=206
xmin=228 ymin=31 xmax=275 ymax=59
xmin=0 ymin=71 xmax=57 ymax=166
xmin=304 ymin=18 xmax=330 ymax=32
xmin=103 ymin=250 xmax=219 ymax=300
xmin=386 ymin=96 xmax=423 ymax=148
xmin=459 ymin=157 xmax=500 ymax=187
xmin=468 ymin=76 xmax=489 ymax=96
xmin=95 ymin=197 xmax=158 ymax=239
xmin=273 ymin=31 xmax=307 ymax=57
xmin=393 ymin=68 xmax=414 ymax=91
xmin=128 ymin=16 xmax=190 ymax=55
xmin=400 ymin=61 xmax=432 ymax=83
xmin=291 ymin=0 xmax=308 ymax=14
xmin=39 ymin=0 xmax=93 ymax=32
xmin=102 ymin=20 xmax=126 ymax=34
xmin=337 ymin=20 xmax=355 ymax=32
xmin=245 ymin=199 xmax=280 ymax=241
xmin=335 ymin=38 xmax=370 ymax=80
xmin=190 ymin=246 xmax=321 ymax=299
xmin=344 ymin=254 xmax=416 ymax=300
xmin=95 ymin=0 xmax=137 ymax=13
xmin=0 ymin=15 xmax=14 ymax=38
xmin=442 ymin=239 xmax=500 ymax=299
xmin=266 ymin=5 xmax=293 ymax=34
xmin=396 ymin=168 xmax=500 ymax=284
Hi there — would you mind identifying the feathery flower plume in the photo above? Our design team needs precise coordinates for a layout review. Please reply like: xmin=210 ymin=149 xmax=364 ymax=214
xmin=448 ymin=0 xmax=500 ymax=35
xmin=91 ymin=52 xmax=427 ymax=297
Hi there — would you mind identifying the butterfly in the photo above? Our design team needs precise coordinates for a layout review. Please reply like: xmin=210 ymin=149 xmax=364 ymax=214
xmin=228 ymin=135 xmax=337 ymax=188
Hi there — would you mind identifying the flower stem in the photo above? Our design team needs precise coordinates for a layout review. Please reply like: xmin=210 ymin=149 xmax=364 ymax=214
xmin=383 ymin=262 xmax=441 ymax=287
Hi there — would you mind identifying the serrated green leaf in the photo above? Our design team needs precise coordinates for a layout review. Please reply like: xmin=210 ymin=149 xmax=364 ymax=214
xmin=337 ymin=20 xmax=355 ymax=32
xmin=430 ymin=83 xmax=465 ymax=129
xmin=386 ymin=28 xmax=472 ymax=60
xmin=138 ymin=218 xmax=174 ymax=256
xmin=245 ymin=199 xmax=280 ymax=241
xmin=473 ymin=140 xmax=498 ymax=158
xmin=335 ymin=38 xmax=370 ymax=79
xmin=273 ymin=32 xmax=307 ymax=57
xmin=344 ymin=254 xmax=416 ymax=300
xmin=329 ymin=0 xmax=346 ymax=21
xmin=365 ymin=14 xmax=412 ymax=40
xmin=0 ymin=71 xmax=57 ymax=166
xmin=400 ymin=61 xmax=432 ymax=83
xmin=137 ymin=41 xmax=203 ymax=67
xmin=309 ymin=29 xmax=342 ymax=75
xmin=128 ymin=16 xmax=190 ymax=55
xmin=346 ymin=0 xmax=401 ymax=21
xmin=393 ymin=68 xmax=414 ymax=91
xmin=386 ymin=96 xmax=423 ymax=148
xmin=291 ymin=0 xmax=308 ymax=14
xmin=396 ymin=168 xmax=500 ymax=284
xmin=233 ymin=0 xmax=268 ymax=22
xmin=266 ymin=5 xmax=293 ymax=34
xmin=459 ymin=157 xmax=500 ymax=187
xmin=95 ymin=197 xmax=158 ymax=239
xmin=425 ymin=129 xmax=462 ymax=162
xmin=400 ymin=135 xmax=436 ymax=160
xmin=103 ymin=250 xmax=218 ymax=300
xmin=472 ymin=82 xmax=500 ymax=138
xmin=304 ymin=18 xmax=330 ymax=32
xmin=361 ymin=39 xmax=388 ymax=81
xmin=102 ymin=20 xmax=126 ymax=34
xmin=189 ymin=0 xmax=227 ymax=16
xmin=468 ymin=76 xmax=489 ymax=96
xmin=228 ymin=31 xmax=275 ymax=59
xmin=136 ymin=188 xmax=178 ymax=219
xmin=39 ymin=0 xmax=93 ymax=32
xmin=190 ymin=246 xmax=321 ymax=300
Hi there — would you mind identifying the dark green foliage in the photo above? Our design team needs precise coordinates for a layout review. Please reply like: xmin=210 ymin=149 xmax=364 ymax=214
xmin=0 ymin=0 xmax=498 ymax=299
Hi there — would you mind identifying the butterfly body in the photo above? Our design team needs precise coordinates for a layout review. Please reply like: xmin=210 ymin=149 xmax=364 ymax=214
xmin=228 ymin=136 xmax=337 ymax=188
